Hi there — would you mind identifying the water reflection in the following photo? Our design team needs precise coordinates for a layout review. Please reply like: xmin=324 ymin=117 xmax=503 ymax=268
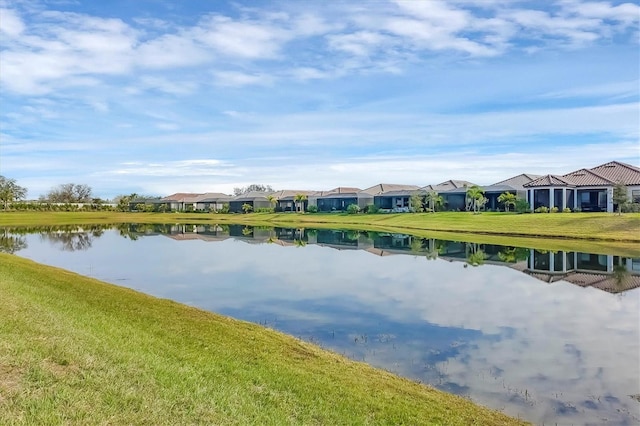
xmin=0 ymin=228 xmax=27 ymax=253
xmin=3 ymin=223 xmax=639 ymax=425
xmin=6 ymin=223 xmax=640 ymax=295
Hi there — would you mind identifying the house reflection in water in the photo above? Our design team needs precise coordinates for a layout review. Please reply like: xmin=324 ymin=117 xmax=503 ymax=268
xmin=521 ymin=249 xmax=640 ymax=293
xmin=112 ymin=223 xmax=640 ymax=294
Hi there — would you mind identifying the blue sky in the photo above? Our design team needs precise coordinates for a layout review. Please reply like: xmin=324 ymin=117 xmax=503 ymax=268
xmin=1 ymin=0 xmax=638 ymax=199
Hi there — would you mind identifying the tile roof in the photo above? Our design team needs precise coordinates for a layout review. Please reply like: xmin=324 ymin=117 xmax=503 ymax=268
xmin=523 ymin=174 xmax=577 ymax=187
xmin=562 ymin=272 xmax=640 ymax=294
xmin=562 ymin=168 xmax=614 ymax=186
xmin=589 ymin=161 xmax=640 ymax=185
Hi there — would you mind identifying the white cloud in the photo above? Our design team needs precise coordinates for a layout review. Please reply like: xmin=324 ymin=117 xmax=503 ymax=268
xmin=135 ymin=33 xmax=211 ymax=69
xmin=138 ymin=75 xmax=198 ymax=95
xmin=194 ymin=14 xmax=289 ymax=59
xmin=213 ymin=70 xmax=273 ymax=87
xmin=327 ymin=31 xmax=390 ymax=56
xmin=538 ymin=79 xmax=640 ymax=100
xmin=0 ymin=8 xmax=25 ymax=37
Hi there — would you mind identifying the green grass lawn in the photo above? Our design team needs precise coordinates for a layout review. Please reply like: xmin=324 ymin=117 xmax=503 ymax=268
xmin=0 ymin=254 xmax=526 ymax=425
xmin=1 ymin=211 xmax=638 ymax=241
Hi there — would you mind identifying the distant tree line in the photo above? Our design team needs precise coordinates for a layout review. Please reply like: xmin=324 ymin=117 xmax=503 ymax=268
xmin=39 ymin=183 xmax=93 ymax=203
xmin=233 ymin=184 xmax=274 ymax=196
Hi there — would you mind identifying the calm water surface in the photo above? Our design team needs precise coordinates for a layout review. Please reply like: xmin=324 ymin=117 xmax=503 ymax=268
xmin=3 ymin=224 xmax=639 ymax=425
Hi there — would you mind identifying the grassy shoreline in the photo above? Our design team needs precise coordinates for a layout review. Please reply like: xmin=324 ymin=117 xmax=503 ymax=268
xmin=0 ymin=253 xmax=526 ymax=425
xmin=2 ymin=211 xmax=640 ymax=256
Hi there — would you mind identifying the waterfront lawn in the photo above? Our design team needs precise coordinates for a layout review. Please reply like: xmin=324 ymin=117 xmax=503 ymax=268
xmin=0 ymin=254 xmax=526 ymax=425
xmin=0 ymin=211 xmax=639 ymax=242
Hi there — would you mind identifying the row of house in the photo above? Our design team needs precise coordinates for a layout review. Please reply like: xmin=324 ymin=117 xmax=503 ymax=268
xmin=134 ymin=161 xmax=640 ymax=213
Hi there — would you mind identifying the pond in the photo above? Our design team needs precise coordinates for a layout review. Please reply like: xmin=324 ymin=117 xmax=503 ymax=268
xmin=2 ymin=224 xmax=639 ymax=425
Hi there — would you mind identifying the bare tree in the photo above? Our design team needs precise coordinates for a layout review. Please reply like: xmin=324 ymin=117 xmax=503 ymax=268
xmin=0 ymin=176 xmax=27 ymax=209
xmin=43 ymin=183 xmax=93 ymax=203
xmin=233 ymin=184 xmax=274 ymax=196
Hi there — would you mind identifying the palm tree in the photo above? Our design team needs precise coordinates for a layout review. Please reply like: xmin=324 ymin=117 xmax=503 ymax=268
xmin=424 ymin=191 xmax=444 ymax=212
xmin=294 ymin=194 xmax=308 ymax=213
xmin=410 ymin=237 xmax=424 ymax=255
xmin=241 ymin=203 xmax=253 ymax=214
xmin=466 ymin=185 xmax=486 ymax=214
xmin=424 ymin=238 xmax=439 ymax=260
xmin=266 ymin=195 xmax=277 ymax=212
xmin=466 ymin=243 xmax=486 ymax=266
xmin=497 ymin=192 xmax=517 ymax=212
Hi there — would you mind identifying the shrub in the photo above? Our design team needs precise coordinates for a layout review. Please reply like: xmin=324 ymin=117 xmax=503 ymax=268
xmin=346 ymin=204 xmax=360 ymax=214
xmin=365 ymin=204 xmax=380 ymax=214
xmin=573 ymin=207 xmax=582 ymax=213
xmin=307 ymin=205 xmax=318 ymax=213
xmin=563 ymin=207 xmax=572 ymax=213
xmin=550 ymin=207 xmax=559 ymax=213
xmin=515 ymin=198 xmax=530 ymax=214
xmin=534 ymin=206 xmax=549 ymax=213
xmin=622 ymin=202 xmax=640 ymax=213
xmin=255 ymin=207 xmax=273 ymax=213
xmin=215 ymin=203 xmax=230 ymax=214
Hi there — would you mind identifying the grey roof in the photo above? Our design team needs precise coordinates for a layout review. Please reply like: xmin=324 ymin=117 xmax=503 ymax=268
xmin=316 ymin=192 xmax=373 ymax=199
xmin=193 ymin=193 xmax=231 ymax=202
xmin=441 ymin=184 xmax=519 ymax=194
xmin=374 ymin=189 xmax=422 ymax=197
xmin=421 ymin=180 xmax=476 ymax=192
xmin=231 ymin=191 xmax=273 ymax=202
xmin=198 ymin=194 xmax=232 ymax=202
xmin=162 ymin=193 xmax=203 ymax=202
xmin=492 ymin=173 xmax=542 ymax=188
xmin=361 ymin=183 xmax=421 ymax=195
xmin=325 ymin=187 xmax=362 ymax=194
xmin=273 ymin=190 xmax=318 ymax=201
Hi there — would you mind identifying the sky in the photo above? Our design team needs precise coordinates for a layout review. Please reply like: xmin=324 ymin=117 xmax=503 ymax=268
xmin=1 ymin=0 xmax=639 ymax=199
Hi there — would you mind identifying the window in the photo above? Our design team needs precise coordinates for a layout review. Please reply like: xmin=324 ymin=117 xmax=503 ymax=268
xmin=632 ymin=190 xmax=640 ymax=203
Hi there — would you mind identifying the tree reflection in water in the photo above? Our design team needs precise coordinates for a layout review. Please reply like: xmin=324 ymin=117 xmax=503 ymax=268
xmin=0 ymin=228 xmax=27 ymax=253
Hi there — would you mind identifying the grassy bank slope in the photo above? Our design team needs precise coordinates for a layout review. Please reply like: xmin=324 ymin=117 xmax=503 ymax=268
xmin=211 ymin=211 xmax=640 ymax=242
xmin=0 ymin=254 xmax=525 ymax=425
xmin=1 ymin=211 xmax=639 ymax=242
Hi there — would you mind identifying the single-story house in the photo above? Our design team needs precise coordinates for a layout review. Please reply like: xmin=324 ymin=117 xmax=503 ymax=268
xmin=523 ymin=161 xmax=640 ymax=212
xmin=194 ymin=193 xmax=232 ymax=211
xmin=228 ymin=191 xmax=275 ymax=213
xmin=273 ymin=190 xmax=318 ymax=212
xmin=157 ymin=193 xmax=203 ymax=211
xmin=368 ymin=183 xmax=421 ymax=212
xmin=426 ymin=180 xmax=476 ymax=211
xmin=310 ymin=187 xmax=373 ymax=212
